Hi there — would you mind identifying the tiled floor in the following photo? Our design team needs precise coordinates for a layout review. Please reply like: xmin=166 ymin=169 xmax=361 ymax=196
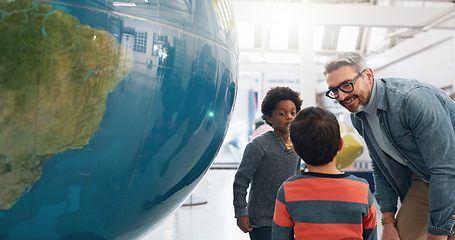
xmin=140 ymin=167 xmax=383 ymax=240
xmin=140 ymin=169 xmax=250 ymax=240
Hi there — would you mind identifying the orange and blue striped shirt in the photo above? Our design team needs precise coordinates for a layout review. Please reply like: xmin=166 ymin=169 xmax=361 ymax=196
xmin=272 ymin=172 xmax=377 ymax=240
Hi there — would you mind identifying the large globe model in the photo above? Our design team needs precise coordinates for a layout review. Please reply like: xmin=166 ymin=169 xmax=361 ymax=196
xmin=0 ymin=0 xmax=238 ymax=239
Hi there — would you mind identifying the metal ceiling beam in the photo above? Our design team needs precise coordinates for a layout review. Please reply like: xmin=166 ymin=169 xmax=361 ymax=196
xmin=232 ymin=2 xmax=455 ymax=29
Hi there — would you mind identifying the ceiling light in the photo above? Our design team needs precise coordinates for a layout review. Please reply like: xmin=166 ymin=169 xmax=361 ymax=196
xmin=113 ymin=2 xmax=136 ymax=7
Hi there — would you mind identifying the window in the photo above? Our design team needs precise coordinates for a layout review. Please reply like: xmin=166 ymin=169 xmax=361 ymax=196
xmin=134 ymin=32 xmax=147 ymax=53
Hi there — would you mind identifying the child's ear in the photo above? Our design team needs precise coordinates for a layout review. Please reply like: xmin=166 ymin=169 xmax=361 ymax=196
xmin=265 ymin=115 xmax=272 ymax=125
xmin=338 ymin=137 xmax=344 ymax=152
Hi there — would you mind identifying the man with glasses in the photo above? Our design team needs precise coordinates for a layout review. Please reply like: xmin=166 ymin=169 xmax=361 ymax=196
xmin=324 ymin=52 xmax=455 ymax=240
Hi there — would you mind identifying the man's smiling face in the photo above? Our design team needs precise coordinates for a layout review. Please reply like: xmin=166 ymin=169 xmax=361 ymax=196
xmin=326 ymin=65 xmax=374 ymax=113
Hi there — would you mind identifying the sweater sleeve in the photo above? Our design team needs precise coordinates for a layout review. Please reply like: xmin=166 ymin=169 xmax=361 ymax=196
xmin=233 ymin=140 xmax=264 ymax=218
xmin=362 ymin=189 xmax=378 ymax=240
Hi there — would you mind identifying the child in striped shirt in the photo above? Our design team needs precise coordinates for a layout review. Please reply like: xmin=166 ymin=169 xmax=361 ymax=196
xmin=272 ymin=106 xmax=377 ymax=240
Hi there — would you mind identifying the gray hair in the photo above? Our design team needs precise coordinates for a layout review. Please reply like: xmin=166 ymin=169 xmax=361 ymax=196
xmin=323 ymin=52 xmax=369 ymax=76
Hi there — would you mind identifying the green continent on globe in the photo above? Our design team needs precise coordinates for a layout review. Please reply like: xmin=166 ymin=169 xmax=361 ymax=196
xmin=0 ymin=0 xmax=132 ymax=209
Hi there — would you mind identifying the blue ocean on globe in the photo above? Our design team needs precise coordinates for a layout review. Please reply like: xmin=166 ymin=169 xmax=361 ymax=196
xmin=0 ymin=0 xmax=238 ymax=239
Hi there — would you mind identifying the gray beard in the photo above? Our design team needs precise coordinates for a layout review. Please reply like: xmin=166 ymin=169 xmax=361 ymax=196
xmin=353 ymin=104 xmax=365 ymax=113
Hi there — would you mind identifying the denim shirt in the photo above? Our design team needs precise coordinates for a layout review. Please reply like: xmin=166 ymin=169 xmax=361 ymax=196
xmin=351 ymin=78 xmax=455 ymax=236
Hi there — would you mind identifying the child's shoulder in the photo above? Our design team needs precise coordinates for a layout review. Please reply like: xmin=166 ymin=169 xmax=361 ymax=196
xmin=283 ymin=173 xmax=306 ymax=183
xmin=297 ymin=172 xmax=367 ymax=183
xmin=286 ymin=173 xmax=370 ymax=191
xmin=344 ymin=173 xmax=369 ymax=184
xmin=249 ymin=130 xmax=275 ymax=143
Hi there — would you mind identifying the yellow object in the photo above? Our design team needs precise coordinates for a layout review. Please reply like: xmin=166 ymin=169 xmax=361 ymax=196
xmin=336 ymin=123 xmax=364 ymax=170
xmin=285 ymin=143 xmax=293 ymax=151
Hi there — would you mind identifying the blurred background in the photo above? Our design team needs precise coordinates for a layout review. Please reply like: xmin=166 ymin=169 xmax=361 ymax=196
xmin=218 ymin=0 xmax=455 ymax=172
xmin=144 ymin=0 xmax=455 ymax=239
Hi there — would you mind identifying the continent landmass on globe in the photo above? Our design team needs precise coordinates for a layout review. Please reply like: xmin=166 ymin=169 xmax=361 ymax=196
xmin=0 ymin=0 xmax=133 ymax=210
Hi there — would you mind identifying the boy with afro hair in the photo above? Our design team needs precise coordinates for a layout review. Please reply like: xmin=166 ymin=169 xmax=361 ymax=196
xmin=234 ymin=86 xmax=303 ymax=240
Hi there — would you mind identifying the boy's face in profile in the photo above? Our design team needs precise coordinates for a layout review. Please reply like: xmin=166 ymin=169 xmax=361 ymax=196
xmin=266 ymin=100 xmax=297 ymax=134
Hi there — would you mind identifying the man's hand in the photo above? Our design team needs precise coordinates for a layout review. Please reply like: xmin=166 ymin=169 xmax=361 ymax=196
xmin=381 ymin=223 xmax=400 ymax=240
xmin=237 ymin=216 xmax=253 ymax=233
xmin=427 ymin=233 xmax=448 ymax=240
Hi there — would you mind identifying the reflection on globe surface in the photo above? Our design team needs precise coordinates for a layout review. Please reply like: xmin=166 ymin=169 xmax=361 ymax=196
xmin=0 ymin=0 xmax=238 ymax=239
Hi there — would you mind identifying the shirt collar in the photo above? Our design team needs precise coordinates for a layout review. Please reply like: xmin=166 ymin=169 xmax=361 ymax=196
xmin=362 ymin=79 xmax=378 ymax=115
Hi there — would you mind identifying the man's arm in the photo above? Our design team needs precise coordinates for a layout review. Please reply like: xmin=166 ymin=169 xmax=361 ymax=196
xmin=403 ymin=88 xmax=455 ymax=236
xmin=351 ymin=114 xmax=400 ymax=216
xmin=427 ymin=233 xmax=448 ymax=240
xmin=380 ymin=212 xmax=400 ymax=240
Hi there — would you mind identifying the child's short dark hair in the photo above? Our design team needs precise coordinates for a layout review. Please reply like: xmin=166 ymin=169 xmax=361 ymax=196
xmin=290 ymin=107 xmax=340 ymax=166
xmin=261 ymin=87 xmax=302 ymax=125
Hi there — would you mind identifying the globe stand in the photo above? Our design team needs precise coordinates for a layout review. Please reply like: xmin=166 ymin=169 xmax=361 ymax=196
xmin=181 ymin=195 xmax=208 ymax=207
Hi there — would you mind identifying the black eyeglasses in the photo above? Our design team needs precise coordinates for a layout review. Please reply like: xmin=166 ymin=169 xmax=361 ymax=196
xmin=325 ymin=69 xmax=366 ymax=99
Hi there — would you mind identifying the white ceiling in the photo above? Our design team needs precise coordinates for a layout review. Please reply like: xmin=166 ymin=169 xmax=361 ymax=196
xmin=231 ymin=0 xmax=455 ymax=69
xmin=229 ymin=0 xmax=455 ymax=107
